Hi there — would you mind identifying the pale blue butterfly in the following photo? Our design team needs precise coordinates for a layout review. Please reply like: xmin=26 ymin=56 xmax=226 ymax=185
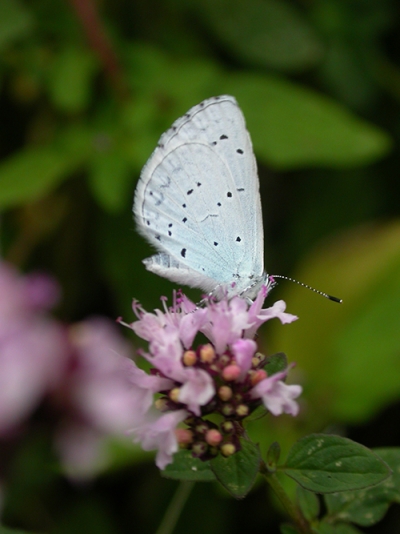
xmin=134 ymin=95 xmax=341 ymax=303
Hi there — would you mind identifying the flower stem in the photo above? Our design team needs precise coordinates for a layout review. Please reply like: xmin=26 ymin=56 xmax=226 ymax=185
xmin=260 ymin=461 xmax=311 ymax=534
xmin=154 ymin=481 xmax=195 ymax=534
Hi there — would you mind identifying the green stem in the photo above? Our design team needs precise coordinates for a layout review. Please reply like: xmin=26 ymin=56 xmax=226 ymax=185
xmin=260 ymin=462 xmax=311 ymax=534
xmin=154 ymin=481 xmax=195 ymax=534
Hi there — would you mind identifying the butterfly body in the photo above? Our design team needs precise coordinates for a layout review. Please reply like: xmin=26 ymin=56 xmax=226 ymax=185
xmin=134 ymin=95 xmax=269 ymax=300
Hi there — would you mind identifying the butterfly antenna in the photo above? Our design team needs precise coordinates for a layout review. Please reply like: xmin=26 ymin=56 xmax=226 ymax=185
xmin=271 ymin=274 xmax=342 ymax=303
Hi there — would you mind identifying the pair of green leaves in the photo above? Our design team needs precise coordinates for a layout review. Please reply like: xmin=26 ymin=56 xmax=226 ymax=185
xmin=164 ymin=434 xmax=398 ymax=532
xmin=164 ymin=434 xmax=391 ymax=499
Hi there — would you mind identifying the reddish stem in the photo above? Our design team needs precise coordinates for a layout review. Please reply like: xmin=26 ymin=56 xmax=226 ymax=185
xmin=66 ymin=0 xmax=130 ymax=101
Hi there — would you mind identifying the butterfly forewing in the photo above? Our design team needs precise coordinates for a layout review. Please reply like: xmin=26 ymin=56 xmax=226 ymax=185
xmin=134 ymin=95 xmax=265 ymax=295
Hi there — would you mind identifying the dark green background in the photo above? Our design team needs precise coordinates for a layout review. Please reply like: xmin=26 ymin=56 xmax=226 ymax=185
xmin=1 ymin=0 xmax=400 ymax=532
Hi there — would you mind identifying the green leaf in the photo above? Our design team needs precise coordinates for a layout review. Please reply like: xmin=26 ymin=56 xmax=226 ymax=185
xmin=0 ymin=147 xmax=75 ymax=209
xmin=210 ymin=439 xmax=260 ymax=498
xmin=226 ymin=74 xmax=392 ymax=169
xmin=324 ymin=448 xmax=400 ymax=526
xmin=271 ymin=221 xmax=400 ymax=424
xmin=88 ymin=150 xmax=133 ymax=212
xmin=265 ymin=352 xmax=288 ymax=376
xmin=266 ymin=441 xmax=281 ymax=470
xmin=199 ymin=0 xmax=323 ymax=72
xmin=375 ymin=448 xmax=400 ymax=498
xmin=313 ymin=522 xmax=363 ymax=534
xmin=47 ymin=46 xmax=98 ymax=113
xmin=162 ymin=449 xmax=215 ymax=482
xmin=283 ymin=434 xmax=391 ymax=493
xmin=0 ymin=0 xmax=33 ymax=51
xmin=297 ymin=485 xmax=320 ymax=521
xmin=124 ymin=44 xmax=391 ymax=170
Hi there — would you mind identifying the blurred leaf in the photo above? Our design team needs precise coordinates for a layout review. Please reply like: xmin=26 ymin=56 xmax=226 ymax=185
xmin=125 ymin=45 xmax=391 ymax=170
xmin=283 ymin=434 xmax=390 ymax=493
xmin=0 ymin=527 xmax=40 ymax=534
xmin=0 ymin=0 xmax=33 ymax=51
xmin=297 ymin=485 xmax=320 ymax=521
xmin=0 ymin=147 xmax=76 ymax=209
xmin=56 ymin=122 xmax=94 ymax=161
xmin=316 ymin=40 xmax=377 ymax=112
xmin=88 ymin=149 xmax=133 ymax=212
xmin=225 ymin=74 xmax=392 ymax=169
xmin=47 ymin=45 xmax=98 ymax=113
xmin=266 ymin=441 xmax=281 ymax=469
xmin=313 ymin=523 xmax=363 ymax=534
xmin=270 ymin=221 xmax=400 ymax=424
xmin=324 ymin=448 xmax=400 ymax=526
xmin=162 ymin=449 xmax=215 ymax=481
xmin=211 ymin=439 xmax=260 ymax=498
xmin=199 ymin=0 xmax=323 ymax=72
xmin=280 ymin=525 xmax=300 ymax=534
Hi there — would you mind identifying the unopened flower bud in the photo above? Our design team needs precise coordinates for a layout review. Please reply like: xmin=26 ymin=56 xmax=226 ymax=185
xmin=218 ymin=385 xmax=233 ymax=401
xmin=250 ymin=369 xmax=267 ymax=386
xmin=221 ymin=421 xmax=234 ymax=434
xmin=154 ymin=397 xmax=169 ymax=411
xmin=169 ymin=387 xmax=181 ymax=403
xmin=222 ymin=364 xmax=240 ymax=381
xmin=176 ymin=428 xmax=194 ymax=445
xmin=195 ymin=422 xmax=209 ymax=435
xmin=192 ymin=441 xmax=207 ymax=456
xmin=205 ymin=429 xmax=222 ymax=447
xmin=200 ymin=344 xmax=215 ymax=363
xmin=236 ymin=404 xmax=249 ymax=417
xmin=221 ymin=403 xmax=235 ymax=416
xmin=220 ymin=354 xmax=231 ymax=366
xmin=183 ymin=350 xmax=197 ymax=366
xmin=221 ymin=443 xmax=236 ymax=457
xmin=252 ymin=352 xmax=265 ymax=367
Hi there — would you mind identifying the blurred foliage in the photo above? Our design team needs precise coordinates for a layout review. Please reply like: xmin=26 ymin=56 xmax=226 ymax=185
xmin=1 ymin=0 xmax=400 ymax=532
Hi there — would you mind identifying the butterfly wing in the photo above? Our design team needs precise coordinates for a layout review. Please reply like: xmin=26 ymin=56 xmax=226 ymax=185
xmin=134 ymin=95 xmax=264 ymax=294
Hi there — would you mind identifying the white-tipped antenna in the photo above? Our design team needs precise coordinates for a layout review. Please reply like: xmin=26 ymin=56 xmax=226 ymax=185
xmin=271 ymin=274 xmax=342 ymax=303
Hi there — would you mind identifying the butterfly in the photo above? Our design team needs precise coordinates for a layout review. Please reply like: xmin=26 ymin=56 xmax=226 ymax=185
xmin=133 ymin=95 xmax=341 ymax=303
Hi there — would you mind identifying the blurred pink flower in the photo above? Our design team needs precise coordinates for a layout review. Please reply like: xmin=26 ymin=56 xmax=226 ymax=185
xmin=0 ymin=262 xmax=66 ymax=434
xmin=54 ymin=317 xmax=142 ymax=477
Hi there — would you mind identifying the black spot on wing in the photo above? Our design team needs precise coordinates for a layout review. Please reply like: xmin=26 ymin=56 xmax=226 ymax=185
xmin=220 ymin=134 xmax=228 ymax=140
xmin=236 ymin=148 xmax=244 ymax=154
xmin=181 ymin=248 xmax=186 ymax=258
xmin=227 ymin=192 xmax=232 ymax=198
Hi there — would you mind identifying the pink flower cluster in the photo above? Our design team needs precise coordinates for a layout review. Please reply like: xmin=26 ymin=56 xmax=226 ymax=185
xmin=124 ymin=287 xmax=302 ymax=469
xmin=0 ymin=261 xmax=302 ymax=475
xmin=0 ymin=262 xmax=138 ymax=478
